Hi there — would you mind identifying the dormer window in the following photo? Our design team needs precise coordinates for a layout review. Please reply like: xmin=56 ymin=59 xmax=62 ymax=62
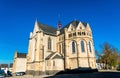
xmin=81 ymin=32 xmax=86 ymax=35
xmin=73 ymin=32 xmax=76 ymax=36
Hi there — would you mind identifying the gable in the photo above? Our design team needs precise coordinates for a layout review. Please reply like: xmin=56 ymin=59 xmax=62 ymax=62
xmin=33 ymin=20 xmax=57 ymax=36
xmin=86 ymin=23 xmax=91 ymax=31
xmin=59 ymin=20 xmax=88 ymax=34
xmin=68 ymin=24 xmax=75 ymax=31
xmin=33 ymin=20 xmax=41 ymax=33
xmin=76 ymin=22 xmax=86 ymax=30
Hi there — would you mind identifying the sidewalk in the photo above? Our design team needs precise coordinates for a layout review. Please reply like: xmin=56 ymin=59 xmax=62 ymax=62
xmin=6 ymin=74 xmax=53 ymax=78
xmin=98 ymin=69 xmax=120 ymax=72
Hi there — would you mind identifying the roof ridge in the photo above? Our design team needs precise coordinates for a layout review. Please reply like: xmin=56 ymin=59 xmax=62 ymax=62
xmin=37 ymin=21 xmax=57 ymax=29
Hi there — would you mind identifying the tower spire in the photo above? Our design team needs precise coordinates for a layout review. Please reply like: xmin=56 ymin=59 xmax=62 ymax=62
xmin=35 ymin=17 xmax=39 ymax=26
xmin=35 ymin=17 xmax=38 ymax=24
xmin=58 ymin=14 xmax=62 ymax=30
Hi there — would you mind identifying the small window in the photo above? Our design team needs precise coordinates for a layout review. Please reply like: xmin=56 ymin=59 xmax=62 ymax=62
xmin=73 ymin=32 xmax=76 ymax=36
xmin=82 ymin=32 xmax=84 ymax=35
xmin=78 ymin=32 xmax=81 ymax=35
xmin=84 ymin=32 xmax=86 ymax=35
xmin=69 ymin=34 xmax=72 ymax=38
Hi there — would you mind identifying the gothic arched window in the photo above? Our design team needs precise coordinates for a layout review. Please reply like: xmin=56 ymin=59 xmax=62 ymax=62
xmin=48 ymin=38 xmax=51 ymax=50
xmin=72 ymin=41 xmax=75 ymax=53
xmin=89 ymin=42 xmax=92 ymax=52
xmin=81 ymin=41 xmax=85 ymax=52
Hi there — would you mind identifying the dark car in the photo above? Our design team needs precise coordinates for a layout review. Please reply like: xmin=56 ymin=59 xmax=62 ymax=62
xmin=0 ymin=70 xmax=5 ymax=78
xmin=16 ymin=72 xmax=25 ymax=76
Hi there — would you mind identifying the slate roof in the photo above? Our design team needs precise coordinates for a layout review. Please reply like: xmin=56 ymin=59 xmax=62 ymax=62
xmin=45 ymin=52 xmax=56 ymax=60
xmin=60 ymin=20 xmax=87 ymax=34
xmin=17 ymin=52 xmax=27 ymax=58
xmin=37 ymin=22 xmax=57 ymax=36
xmin=45 ymin=52 xmax=63 ymax=60
xmin=37 ymin=20 xmax=87 ymax=35
xmin=53 ymin=55 xmax=63 ymax=59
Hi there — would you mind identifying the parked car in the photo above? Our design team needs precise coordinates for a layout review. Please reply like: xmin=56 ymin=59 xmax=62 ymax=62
xmin=0 ymin=70 xmax=5 ymax=78
xmin=5 ymin=70 xmax=12 ymax=77
xmin=117 ymin=64 xmax=120 ymax=71
xmin=16 ymin=72 xmax=25 ymax=76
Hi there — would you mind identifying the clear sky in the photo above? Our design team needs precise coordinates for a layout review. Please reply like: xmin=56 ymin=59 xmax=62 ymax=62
xmin=0 ymin=0 xmax=120 ymax=64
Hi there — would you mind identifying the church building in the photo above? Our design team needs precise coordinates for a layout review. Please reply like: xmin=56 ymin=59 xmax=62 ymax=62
xmin=26 ymin=19 xmax=96 ymax=75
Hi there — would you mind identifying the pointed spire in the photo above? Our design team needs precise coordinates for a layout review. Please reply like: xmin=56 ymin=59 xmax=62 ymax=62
xmin=58 ymin=14 xmax=62 ymax=30
xmin=35 ymin=18 xmax=38 ymax=25
xmin=33 ymin=18 xmax=40 ymax=33
xmin=35 ymin=17 xmax=38 ymax=22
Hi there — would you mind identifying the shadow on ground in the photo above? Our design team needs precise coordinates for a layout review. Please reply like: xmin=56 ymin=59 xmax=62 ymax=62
xmin=44 ymin=69 xmax=120 ymax=78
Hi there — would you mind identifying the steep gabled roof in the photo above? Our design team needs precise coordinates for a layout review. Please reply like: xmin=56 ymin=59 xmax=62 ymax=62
xmin=45 ymin=52 xmax=56 ymax=60
xmin=45 ymin=52 xmax=63 ymax=60
xmin=37 ymin=22 xmax=57 ymax=36
xmin=82 ymin=22 xmax=87 ymax=27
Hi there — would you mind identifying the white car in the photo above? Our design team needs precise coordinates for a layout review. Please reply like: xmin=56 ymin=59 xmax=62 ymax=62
xmin=16 ymin=72 xmax=25 ymax=76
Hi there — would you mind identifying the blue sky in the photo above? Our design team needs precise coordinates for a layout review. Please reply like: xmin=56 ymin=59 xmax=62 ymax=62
xmin=0 ymin=0 xmax=120 ymax=64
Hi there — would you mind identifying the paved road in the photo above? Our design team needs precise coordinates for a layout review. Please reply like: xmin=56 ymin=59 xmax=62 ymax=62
xmin=6 ymin=71 xmax=120 ymax=78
